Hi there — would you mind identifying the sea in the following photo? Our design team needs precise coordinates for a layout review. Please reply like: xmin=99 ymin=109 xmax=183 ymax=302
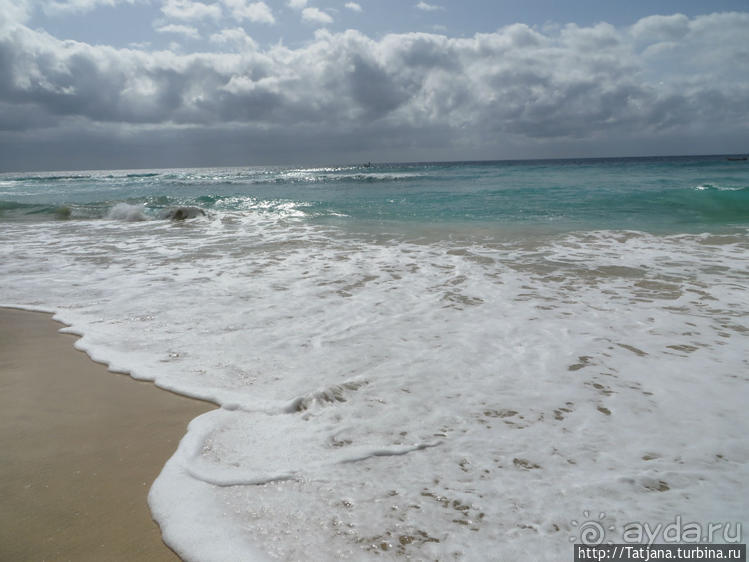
xmin=1 ymin=155 xmax=748 ymax=561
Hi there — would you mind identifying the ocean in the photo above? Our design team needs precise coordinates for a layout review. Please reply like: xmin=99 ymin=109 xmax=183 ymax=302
xmin=1 ymin=155 xmax=748 ymax=560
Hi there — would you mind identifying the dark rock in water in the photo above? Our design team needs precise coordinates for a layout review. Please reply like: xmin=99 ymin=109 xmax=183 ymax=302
xmin=55 ymin=205 xmax=72 ymax=219
xmin=163 ymin=207 xmax=206 ymax=220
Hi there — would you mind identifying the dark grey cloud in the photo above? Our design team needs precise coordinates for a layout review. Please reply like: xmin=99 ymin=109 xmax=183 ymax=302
xmin=1 ymin=11 xmax=748 ymax=170
xmin=348 ymin=54 xmax=410 ymax=118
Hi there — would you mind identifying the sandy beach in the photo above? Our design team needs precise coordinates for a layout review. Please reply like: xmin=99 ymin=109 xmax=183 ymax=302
xmin=0 ymin=307 xmax=213 ymax=561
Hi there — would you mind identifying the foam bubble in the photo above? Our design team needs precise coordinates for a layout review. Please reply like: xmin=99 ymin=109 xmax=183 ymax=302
xmin=106 ymin=202 xmax=147 ymax=221
xmin=1 ymin=213 xmax=747 ymax=560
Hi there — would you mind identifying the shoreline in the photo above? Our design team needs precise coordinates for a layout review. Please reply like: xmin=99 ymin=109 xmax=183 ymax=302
xmin=0 ymin=307 xmax=214 ymax=561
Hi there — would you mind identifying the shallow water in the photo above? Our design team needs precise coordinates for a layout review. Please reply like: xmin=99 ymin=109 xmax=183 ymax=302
xmin=1 ymin=156 xmax=747 ymax=560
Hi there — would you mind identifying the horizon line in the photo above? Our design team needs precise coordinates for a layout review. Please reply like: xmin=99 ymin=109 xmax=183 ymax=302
xmin=2 ymin=151 xmax=747 ymax=175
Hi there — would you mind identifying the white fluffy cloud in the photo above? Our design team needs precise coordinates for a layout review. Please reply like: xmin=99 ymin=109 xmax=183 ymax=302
xmin=155 ymin=23 xmax=201 ymax=38
xmin=0 ymin=0 xmax=32 ymax=26
xmin=345 ymin=2 xmax=362 ymax=12
xmin=210 ymin=27 xmax=257 ymax=49
xmin=301 ymin=7 xmax=332 ymax=24
xmin=415 ymin=2 xmax=442 ymax=12
xmin=161 ymin=0 xmax=222 ymax=21
xmin=288 ymin=0 xmax=307 ymax=8
xmin=221 ymin=0 xmax=274 ymax=23
xmin=41 ymin=0 xmax=140 ymax=16
xmin=631 ymin=13 xmax=690 ymax=41
xmin=1 ymin=12 xmax=748 ymax=167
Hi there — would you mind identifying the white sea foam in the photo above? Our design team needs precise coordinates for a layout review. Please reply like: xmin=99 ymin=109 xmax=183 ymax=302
xmin=694 ymin=183 xmax=745 ymax=191
xmin=106 ymin=202 xmax=148 ymax=221
xmin=1 ymin=213 xmax=747 ymax=561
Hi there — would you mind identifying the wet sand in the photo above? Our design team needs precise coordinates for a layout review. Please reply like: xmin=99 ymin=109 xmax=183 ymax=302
xmin=0 ymin=308 xmax=214 ymax=561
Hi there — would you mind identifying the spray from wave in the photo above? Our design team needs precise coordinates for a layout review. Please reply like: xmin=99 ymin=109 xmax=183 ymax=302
xmin=106 ymin=202 xmax=148 ymax=221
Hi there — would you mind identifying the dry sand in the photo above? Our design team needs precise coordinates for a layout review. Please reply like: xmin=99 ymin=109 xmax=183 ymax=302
xmin=0 ymin=307 xmax=214 ymax=561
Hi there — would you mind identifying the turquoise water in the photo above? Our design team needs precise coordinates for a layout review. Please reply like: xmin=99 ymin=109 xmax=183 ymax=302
xmin=1 ymin=155 xmax=748 ymax=234
xmin=1 ymin=154 xmax=748 ymax=560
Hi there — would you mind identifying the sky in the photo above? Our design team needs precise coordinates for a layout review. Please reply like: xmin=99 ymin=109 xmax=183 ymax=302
xmin=1 ymin=0 xmax=748 ymax=171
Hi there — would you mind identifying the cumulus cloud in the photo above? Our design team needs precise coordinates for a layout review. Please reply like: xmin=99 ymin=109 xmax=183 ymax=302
xmin=301 ymin=7 xmax=333 ymax=24
xmin=220 ymin=0 xmax=274 ymax=23
xmin=161 ymin=0 xmax=222 ymax=21
xmin=155 ymin=23 xmax=200 ymax=38
xmin=0 ymin=13 xmax=748 ymax=168
xmin=631 ymin=13 xmax=689 ymax=41
xmin=210 ymin=27 xmax=257 ymax=49
xmin=345 ymin=2 xmax=362 ymax=12
xmin=0 ymin=0 xmax=32 ymax=27
xmin=415 ymin=1 xmax=442 ymax=11
xmin=42 ymin=0 xmax=140 ymax=16
xmin=288 ymin=0 xmax=307 ymax=8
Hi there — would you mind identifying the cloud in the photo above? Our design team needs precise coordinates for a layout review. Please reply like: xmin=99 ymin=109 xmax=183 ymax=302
xmin=161 ymin=0 xmax=222 ymax=21
xmin=631 ymin=13 xmax=689 ymax=42
xmin=210 ymin=27 xmax=257 ymax=49
xmin=344 ymin=2 xmax=362 ymax=12
xmin=0 ymin=13 xmax=748 ymax=169
xmin=0 ymin=0 xmax=32 ymax=27
xmin=41 ymin=0 xmax=140 ymax=16
xmin=221 ymin=0 xmax=274 ymax=23
xmin=288 ymin=0 xmax=306 ymax=9
xmin=155 ymin=23 xmax=200 ymax=38
xmin=415 ymin=1 xmax=442 ymax=11
xmin=301 ymin=7 xmax=332 ymax=24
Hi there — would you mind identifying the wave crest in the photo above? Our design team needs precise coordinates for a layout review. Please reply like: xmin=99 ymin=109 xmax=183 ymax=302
xmin=106 ymin=202 xmax=147 ymax=221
